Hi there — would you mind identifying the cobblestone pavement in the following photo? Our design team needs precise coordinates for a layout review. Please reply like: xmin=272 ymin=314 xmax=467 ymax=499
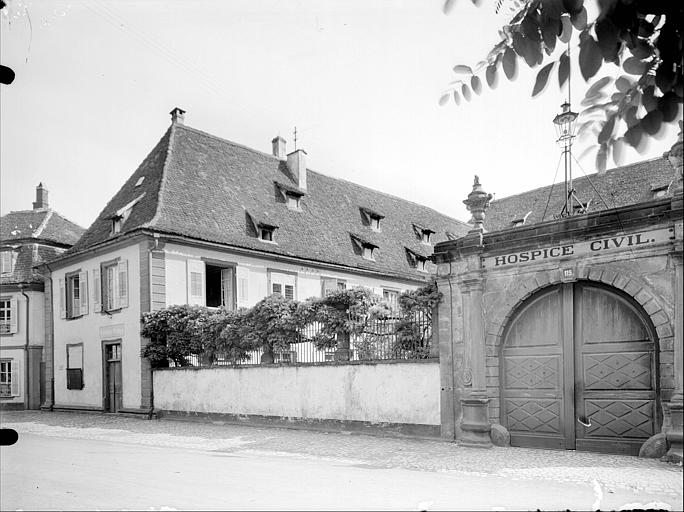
xmin=3 ymin=411 xmax=682 ymax=504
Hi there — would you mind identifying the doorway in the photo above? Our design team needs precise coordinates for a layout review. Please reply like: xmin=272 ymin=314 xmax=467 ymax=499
xmin=500 ymin=282 xmax=659 ymax=455
xmin=103 ymin=341 xmax=122 ymax=413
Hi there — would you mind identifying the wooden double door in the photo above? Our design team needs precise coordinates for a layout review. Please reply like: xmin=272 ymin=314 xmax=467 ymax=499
xmin=501 ymin=282 xmax=659 ymax=455
xmin=103 ymin=343 xmax=122 ymax=413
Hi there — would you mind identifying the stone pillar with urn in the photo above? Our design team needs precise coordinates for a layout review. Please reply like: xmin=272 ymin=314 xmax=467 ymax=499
xmin=456 ymin=176 xmax=493 ymax=447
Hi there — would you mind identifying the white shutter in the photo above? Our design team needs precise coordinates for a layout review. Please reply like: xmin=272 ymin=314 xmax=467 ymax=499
xmin=187 ymin=259 xmax=205 ymax=306
xmin=59 ymin=278 xmax=66 ymax=319
xmin=118 ymin=260 xmax=129 ymax=309
xmin=10 ymin=359 xmax=20 ymax=396
xmin=93 ymin=268 xmax=101 ymax=312
xmin=221 ymin=268 xmax=235 ymax=309
xmin=79 ymin=271 xmax=88 ymax=316
xmin=321 ymin=277 xmax=337 ymax=297
xmin=9 ymin=298 xmax=18 ymax=334
xmin=237 ymin=267 xmax=249 ymax=307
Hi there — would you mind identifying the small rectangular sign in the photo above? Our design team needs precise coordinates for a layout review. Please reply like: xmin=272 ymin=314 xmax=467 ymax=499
xmin=482 ymin=227 xmax=673 ymax=269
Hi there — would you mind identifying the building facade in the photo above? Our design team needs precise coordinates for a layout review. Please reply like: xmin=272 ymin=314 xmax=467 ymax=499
xmin=434 ymin=134 xmax=683 ymax=460
xmin=45 ymin=108 xmax=469 ymax=414
xmin=0 ymin=185 xmax=84 ymax=410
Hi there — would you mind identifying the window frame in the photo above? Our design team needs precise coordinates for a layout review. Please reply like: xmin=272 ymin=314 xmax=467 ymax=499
xmin=66 ymin=343 xmax=84 ymax=390
xmin=204 ymin=262 xmax=237 ymax=310
xmin=0 ymin=250 xmax=14 ymax=275
xmin=0 ymin=359 xmax=12 ymax=397
xmin=65 ymin=270 xmax=81 ymax=319
xmin=382 ymin=289 xmax=400 ymax=312
xmin=0 ymin=298 xmax=12 ymax=335
xmin=267 ymin=269 xmax=297 ymax=300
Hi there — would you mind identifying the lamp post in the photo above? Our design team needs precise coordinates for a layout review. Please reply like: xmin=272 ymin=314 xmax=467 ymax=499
xmin=553 ymin=102 xmax=578 ymax=217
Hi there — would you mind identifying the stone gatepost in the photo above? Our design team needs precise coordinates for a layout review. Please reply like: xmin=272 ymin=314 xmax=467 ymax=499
xmin=435 ymin=176 xmax=493 ymax=447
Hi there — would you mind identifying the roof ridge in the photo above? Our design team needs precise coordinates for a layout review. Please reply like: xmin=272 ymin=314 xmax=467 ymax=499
xmin=141 ymin=125 xmax=176 ymax=229
xmin=32 ymin=209 xmax=54 ymax=238
xmin=491 ymin=155 xmax=667 ymax=205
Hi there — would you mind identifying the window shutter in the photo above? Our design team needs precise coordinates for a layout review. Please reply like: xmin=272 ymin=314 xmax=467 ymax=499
xmin=284 ymin=285 xmax=294 ymax=300
xmin=79 ymin=271 xmax=88 ymax=316
xmin=93 ymin=268 xmax=101 ymax=312
xmin=9 ymin=298 xmax=18 ymax=334
xmin=272 ymin=283 xmax=282 ymax=296
xmin=237 ymin=267 xmax=249 ymax=307
xmin=187 ymin=259 xmax=205 ymax=306
xmin=10 ymin=360 xmax=20 ymax=396
xmin=118 ymin=260 xmax=129 ymax=308
xmin=59 ymin=278 xmax=66 ymax=319
xmin=321 ymin=278 xmax=337 ymax=297
xmin=221 ymin=267 xmax=235 ymax=310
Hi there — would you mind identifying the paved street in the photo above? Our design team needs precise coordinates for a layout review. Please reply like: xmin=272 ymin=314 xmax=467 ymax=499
xmin=1 ymin=411 xmax=682 ymax=511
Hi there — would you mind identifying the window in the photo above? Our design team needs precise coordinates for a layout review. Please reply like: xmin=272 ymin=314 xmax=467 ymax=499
xmin=321 ymin=277 xmax=347 ymax=297
xmin=383 ymin=289 xmax=399 ymax=312
xmin=206 ymin=265 xmax=235 ymax=309
xmin=61 ymin=271 xmax=88 ymax=319
xmin=0 ymin=360 xmax=13 ymax=397
xmin=111 ymin=215 xmax=123 ymax=234
xmin=269 ymin=271 xmax=296 ymax=300
xmin=98 ymin=260 xmax=128 ymax=313
xmin=360 ymin=207 xmax=384 ymax=232
xmin=0 ymin=298 xmax=17 ymax=334
xmin=362 ymin=245 xmax=375 ymax=261
xmin=0 ymin=251 xmax=15 ymax=274
xmin=406 ymin=249 xmax=428 ymax=272
xmin=413 ymin=225 xmax=434 ymax=245
xmin=66 ymin=344 xmax=84 ymax=390
xmin=260 ymin=227 xmax=274 ymax=242
xmin=415 ymin=256 xmax=428 ymax=272
xmin=285 ymin=193 xmax=301 ymax=210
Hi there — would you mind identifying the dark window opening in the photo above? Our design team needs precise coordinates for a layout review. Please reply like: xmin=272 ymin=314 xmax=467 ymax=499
xmin=206 ymin=265 xmax=236 ymax=309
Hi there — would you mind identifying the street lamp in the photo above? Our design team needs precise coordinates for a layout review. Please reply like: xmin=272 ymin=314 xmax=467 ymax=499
xmin=553 ymin=102 xmax=581 ymax=217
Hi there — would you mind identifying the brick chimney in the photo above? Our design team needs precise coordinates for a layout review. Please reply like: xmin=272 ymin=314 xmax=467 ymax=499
xmin=170 ymin=107 xmax=185 ymax=125
xmin=272 ymin=136 xmax=287 ymax=160
xmin=287 ymin=149 xmax=307 ymax=191
xmin=33 ymin=183 xmax=48 ymax=210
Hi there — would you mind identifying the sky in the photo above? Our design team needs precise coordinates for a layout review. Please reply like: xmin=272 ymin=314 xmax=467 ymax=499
xmin=1 ymin=0 xmax=680 ymax=229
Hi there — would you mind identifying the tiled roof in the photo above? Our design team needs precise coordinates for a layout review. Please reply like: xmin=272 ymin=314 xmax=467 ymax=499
xmin=0 ymin=244 xmax=66 ymax=285
xmin=0 ymin=209 xmax=84 ymax=246
xmin=484 ymin=157 xmax=678 ymax=232
xmin=66 ymin=122 xmax=470 ymax=280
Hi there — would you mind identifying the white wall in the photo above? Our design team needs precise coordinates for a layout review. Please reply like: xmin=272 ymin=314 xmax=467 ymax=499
xmin=52 ymin=242 xmax=142 ymax=409
xmin=163 ymin=242 xmax=419 ymax=309
xmin=154 ymin=361 xmax=440 ymax=426
xmin=0 ymin=290 xmax=45 ymax=348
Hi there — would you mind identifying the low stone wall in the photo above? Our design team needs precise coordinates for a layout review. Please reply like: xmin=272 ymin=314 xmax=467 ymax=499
xmin=153 ymin=360 xmax=440 ymax=435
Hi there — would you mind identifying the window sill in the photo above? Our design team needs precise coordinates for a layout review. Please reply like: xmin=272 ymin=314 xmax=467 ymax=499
xmin=258 ymin=239 xmax=278 ymax=245
xmin=0 ymin=332 xmax=16 ymax=337
xmin=100 ymin=307 xmax=123 ymax=315
xmin=65 ymin=314 xmax=84 ymax=321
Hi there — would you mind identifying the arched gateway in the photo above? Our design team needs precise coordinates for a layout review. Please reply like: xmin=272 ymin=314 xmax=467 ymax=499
xmin=501 ymin=282 xmax=659 ymax=455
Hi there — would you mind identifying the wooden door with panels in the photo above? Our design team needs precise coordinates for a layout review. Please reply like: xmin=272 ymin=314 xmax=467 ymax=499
xmin=501 ymin=282 xmax=658 ymax=455
xmin=103 ymin=342 xmax=122 ymax=413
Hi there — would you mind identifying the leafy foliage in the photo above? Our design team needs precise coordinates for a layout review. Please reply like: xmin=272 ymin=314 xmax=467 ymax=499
xmin=442 ymin=0 xmax=683 ymax=170
xmin=394 ymin=278 xmax=442 ymax=358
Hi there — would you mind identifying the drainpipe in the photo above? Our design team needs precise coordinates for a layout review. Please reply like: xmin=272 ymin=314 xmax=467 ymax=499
xmin=19 ymin=285 xmax=30 ymax=410
xmin=34 ymin=263 xmax=54 ymax=410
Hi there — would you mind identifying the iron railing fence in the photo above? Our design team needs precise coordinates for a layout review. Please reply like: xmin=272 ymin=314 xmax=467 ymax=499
xmin=170 ymin=311 xmax=434 ymax=367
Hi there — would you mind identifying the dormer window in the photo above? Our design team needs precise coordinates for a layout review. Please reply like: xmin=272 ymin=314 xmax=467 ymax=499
xmin=350 ymin=233 xmax=378 ymax=261
xmin=109 ymin=193 xmax=145 ymax=237
xmin=406 ymin=248 xmax=429 ymax=272
xmin=274 ymin=181 xmax=304 ymax=211
xmin=286 ymin=193 xmax=301 ymax=210
xmin=360 ymin=207 xmax=384 ymax=232
xmin=135 ymin=176 xmax=145 ymax=187
xmin=259 ymin=226 xmax=276 ymax=242
xmin=511 ymin=211 xmax=532 ymax=228
xmin=413 ymin=224 xmax=435 ymax=245
xmin=651 ymin=184 xmax=670 ymax=199
xmin=0 ymin=250 xmax=16 ymax=275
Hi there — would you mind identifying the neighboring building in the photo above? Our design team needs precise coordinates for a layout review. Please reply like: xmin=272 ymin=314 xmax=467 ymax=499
xmin=0 ymin=184 xmax=84 ymax=410
xmin=434 ymin=133 xmax=683 ymax=459
xmin=45 ymin=108 xmax=470 ymax=414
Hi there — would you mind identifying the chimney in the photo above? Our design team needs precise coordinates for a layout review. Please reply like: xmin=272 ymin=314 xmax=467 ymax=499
xmin=33 ymin=183 xmax=48 ymax=210
xmin=287 ymin=149 xmax=307 ymax=191
xmin=170 ymin=107 xmax=186 ymax=125
xmin=272 ymin=136 xmax=287 ymax=160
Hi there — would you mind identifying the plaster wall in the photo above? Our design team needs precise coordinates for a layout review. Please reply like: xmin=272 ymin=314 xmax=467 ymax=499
xmin=52 ymin=242 xmax=142 ymax=409
xmin=162 ymin=242 xmax=419 ymax=308
xmin=154 ymin=361 xmax=440 ymax=426
xmin=0 ymin=290 xmax=45 ymax=348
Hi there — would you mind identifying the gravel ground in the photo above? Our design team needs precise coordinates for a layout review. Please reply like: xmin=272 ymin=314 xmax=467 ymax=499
xmin=2 ymin=410 xmax=682 ymax=501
